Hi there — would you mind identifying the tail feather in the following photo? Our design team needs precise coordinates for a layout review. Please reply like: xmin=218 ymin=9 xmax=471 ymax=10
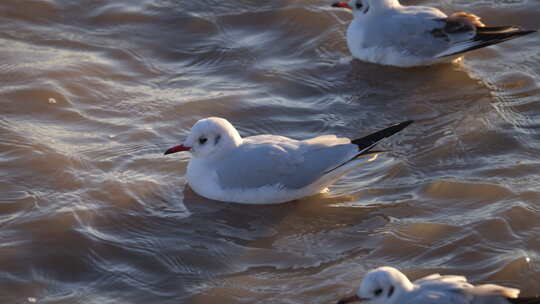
xmin=351 ymin=120 xmax=414 ymax=155
xmin=508 ymin=297 xmax=540 ymax=304
xmin=437 ymin=27 xmax=536 ymax=57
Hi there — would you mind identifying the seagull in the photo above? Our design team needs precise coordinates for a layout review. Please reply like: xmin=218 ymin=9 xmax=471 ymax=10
xmin=337 ymin=266 xmax=540 ymax=304
xmin=164 ymin=117 xmax=413 ymax=204
xmin=331 ymin=0 xmax=537 ymax=67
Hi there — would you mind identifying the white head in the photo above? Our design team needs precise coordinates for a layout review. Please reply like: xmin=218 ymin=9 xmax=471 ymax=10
xmin=164 ymin=117 xmax=242 ymax=159
xmin=332 ymin=0 xmax=400 ymax=17
xmin=337 ymin=267 xmax=413 ymax=304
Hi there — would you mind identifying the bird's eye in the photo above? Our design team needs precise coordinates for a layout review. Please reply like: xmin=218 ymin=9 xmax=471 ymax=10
xmin=388 ymin=286 xmax=394 ymax=297
xmin=199 ymin=137 xmax=207 ymax=145
xmin=356 ymin=2 xmax=363 ymax=8
xmin=374 ymin=289 xmax=382 ymax=296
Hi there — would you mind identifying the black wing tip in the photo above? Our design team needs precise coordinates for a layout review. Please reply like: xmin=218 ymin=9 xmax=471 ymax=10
xmin=505 ymin=29 xmax=537 ymax=37
xmin=520 ymin=29 xmax=538 ymax=35
xmin=440 ymin=28 xmax=536 ymax=57
xmin=474 ymin=28 xmax=537 ymax=43
xmin=383 ymin=120 xmax=415 ymax=136
xmin=394 ymin=120 xmax=414 ymax=130
xmin=508 ymin=297 xmax=540 ymax=304
xmin=477 ymin=26 xmax=537 ymax=35
xmin=351 ymin=120 xmax=414 ymax=150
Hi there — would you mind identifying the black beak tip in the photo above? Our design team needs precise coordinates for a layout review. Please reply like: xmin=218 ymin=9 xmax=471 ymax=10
xmin=164 ymin=149 xmax=173 ymax=155
xmin=331 ymin=3 xmax=340 ymax=7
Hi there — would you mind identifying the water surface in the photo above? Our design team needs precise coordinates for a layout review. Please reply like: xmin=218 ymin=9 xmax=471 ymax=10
xmin=1 ymin=0 xmax=540 ymax=303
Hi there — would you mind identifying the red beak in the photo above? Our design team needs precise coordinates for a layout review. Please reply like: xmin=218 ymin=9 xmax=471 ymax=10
xmin=164 ymin=144 xmax=191 ymax=155
xmin=332 ymin=1 xmax=352 ymax=9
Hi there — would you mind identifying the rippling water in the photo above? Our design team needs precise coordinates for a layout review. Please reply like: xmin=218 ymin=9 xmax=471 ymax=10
xmin=1 ymin=0 xmax=540 ymax=302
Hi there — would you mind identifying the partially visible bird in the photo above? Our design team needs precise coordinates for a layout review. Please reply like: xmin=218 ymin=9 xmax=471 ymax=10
xmin=337 ymin=266 xmax=540 ymax=304
xmin=331 ymin=0 xmax=536 ymax=67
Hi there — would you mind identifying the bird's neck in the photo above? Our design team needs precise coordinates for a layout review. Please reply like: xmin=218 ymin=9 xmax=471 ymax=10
xmin=224 ymin=127 xmax=243 ymax=148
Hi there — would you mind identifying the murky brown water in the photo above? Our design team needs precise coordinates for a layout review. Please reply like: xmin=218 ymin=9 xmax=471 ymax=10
xmin=1 ymin=0 xmax=540 ymax=303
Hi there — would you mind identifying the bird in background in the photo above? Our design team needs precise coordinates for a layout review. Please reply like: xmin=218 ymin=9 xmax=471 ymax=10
xmin=331 ymin=0 xmax=537 ymax=67
xmin=337 ymin=266 xmax=540 ymax=304
xmin=164 ymin=117 xmax=413 ymax=204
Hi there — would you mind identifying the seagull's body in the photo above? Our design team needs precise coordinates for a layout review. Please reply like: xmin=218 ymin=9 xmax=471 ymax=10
xmin=186 ymin=134 xmax=365 ymax=204
xmin=337 ymin=266 xmax=540 ymax=304
xmin=164 ymin=117 xmax=412 ymax=204
xmin=332 ymin=0 xmax=536 ymax=67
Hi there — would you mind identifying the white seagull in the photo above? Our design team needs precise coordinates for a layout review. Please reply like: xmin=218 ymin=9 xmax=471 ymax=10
xmin=332 ymin=0 xmax=536 ymax=67
xmin=164 ymin=117 xmax=413 ymax=204
xmin=337 ymin=266 xmax=540 ymax=304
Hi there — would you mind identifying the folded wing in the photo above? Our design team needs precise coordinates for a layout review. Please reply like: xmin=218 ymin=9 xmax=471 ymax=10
xmin=215 ymin=135 xmax=358 ymax=189
xmin=434 ymin=12 xmax=536 ymax=57
xmin=215 ymin=121 xmax=413 ymax=190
